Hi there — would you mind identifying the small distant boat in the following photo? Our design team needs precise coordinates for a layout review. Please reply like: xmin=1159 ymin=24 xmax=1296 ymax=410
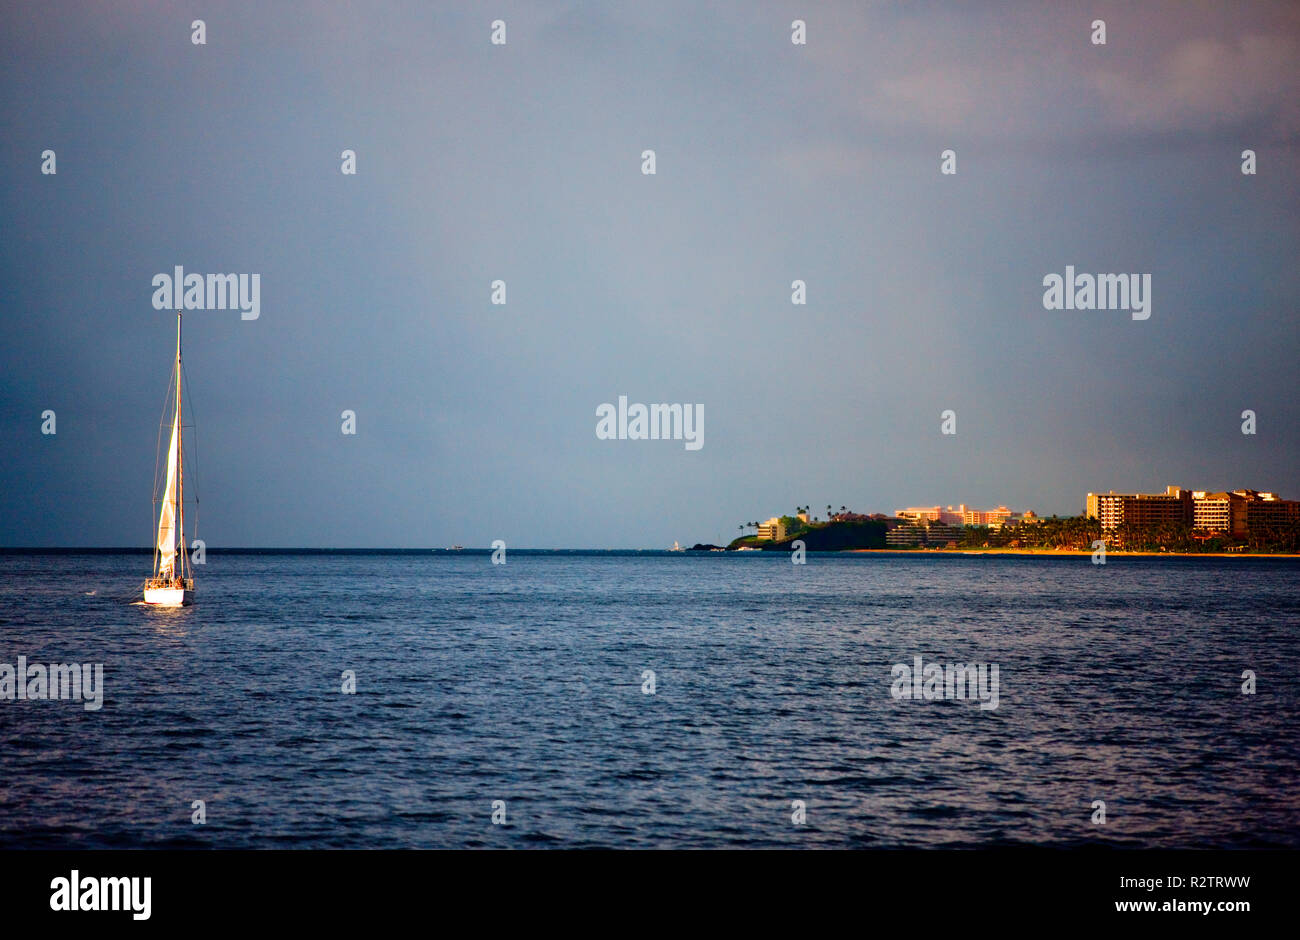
xmin=670 ymin=541 xmax=684 ymax=552
xmin=449 ymin=545 xmax=464 ymax=551
xmin=142 ymin=310 xmax=194 ymax=607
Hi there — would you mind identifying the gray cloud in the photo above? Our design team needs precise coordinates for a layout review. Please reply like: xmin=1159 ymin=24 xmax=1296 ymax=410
xmin=0 ymin=0 xmax=1296 ymax=548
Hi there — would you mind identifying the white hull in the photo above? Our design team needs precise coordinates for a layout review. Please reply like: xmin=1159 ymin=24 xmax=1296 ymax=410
xmin=143 ymin=586 xmax=193 ymax=607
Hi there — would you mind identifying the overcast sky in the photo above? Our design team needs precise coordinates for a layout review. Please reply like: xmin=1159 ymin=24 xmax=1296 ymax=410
xmin=2 ymin=0 xmax=1297 ymax=548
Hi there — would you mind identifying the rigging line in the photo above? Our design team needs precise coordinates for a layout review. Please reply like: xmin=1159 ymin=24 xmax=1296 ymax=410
xmin=153 ymin=367 xmax=170 ymax=488
xmin=180 ymin=358 xmax=199 ymax=549
xmin=181 ymin=357 xmax=199 ymax=507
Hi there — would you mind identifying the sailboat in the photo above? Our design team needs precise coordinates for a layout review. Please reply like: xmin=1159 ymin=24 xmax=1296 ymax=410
xmin=143 ymin=309 xmax=194 ymax=607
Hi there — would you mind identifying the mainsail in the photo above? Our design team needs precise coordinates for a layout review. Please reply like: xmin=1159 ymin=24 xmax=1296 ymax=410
xmin=156 ymin=412 xmax=180 ymax=579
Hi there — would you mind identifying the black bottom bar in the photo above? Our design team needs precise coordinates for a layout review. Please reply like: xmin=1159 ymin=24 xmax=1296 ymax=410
xmin=0 ymin=849 xmax=1291 ymax=926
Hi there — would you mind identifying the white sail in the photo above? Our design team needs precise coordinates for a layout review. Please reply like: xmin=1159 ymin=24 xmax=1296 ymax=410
xmin=156 ymin=413 xmax=179 ymax=579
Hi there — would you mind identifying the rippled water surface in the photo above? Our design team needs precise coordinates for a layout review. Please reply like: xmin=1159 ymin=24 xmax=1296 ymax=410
xmin=1 ymin=551 xmax=1297 ymax=848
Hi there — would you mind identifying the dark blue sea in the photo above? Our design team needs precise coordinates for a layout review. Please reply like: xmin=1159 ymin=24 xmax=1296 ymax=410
xmin=1 ymin=551 xmax=1297 ymax=848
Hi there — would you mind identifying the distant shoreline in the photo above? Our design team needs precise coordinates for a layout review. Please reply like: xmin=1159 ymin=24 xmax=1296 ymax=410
xmin=847 ymin=547 xmax=1300 ymax=558
xmin=1 ymin=547 xmax=1298 ymax=559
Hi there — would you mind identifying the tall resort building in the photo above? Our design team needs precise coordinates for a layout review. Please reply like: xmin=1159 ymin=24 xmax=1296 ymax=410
xmin=1087 ymin=485 xmax=1299 ymax=536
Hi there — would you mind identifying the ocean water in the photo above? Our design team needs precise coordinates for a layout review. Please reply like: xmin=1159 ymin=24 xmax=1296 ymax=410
xmin=0 ymin=551 xmax=1296 ymax=849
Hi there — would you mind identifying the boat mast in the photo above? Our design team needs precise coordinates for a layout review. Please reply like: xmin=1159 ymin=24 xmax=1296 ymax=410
xmin=175 ymin=307 xmax=184 ymax=583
